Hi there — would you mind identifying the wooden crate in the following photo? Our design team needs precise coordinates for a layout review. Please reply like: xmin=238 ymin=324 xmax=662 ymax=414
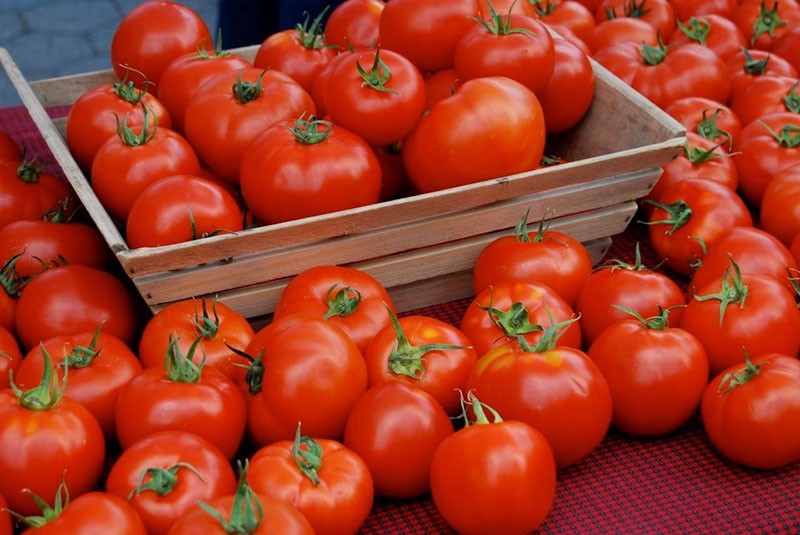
xmin=0 ymin=45 xmax=685 ymax=320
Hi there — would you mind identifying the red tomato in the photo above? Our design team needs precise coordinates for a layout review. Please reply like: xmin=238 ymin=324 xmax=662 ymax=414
xmin=730 ymin=75 xmax=800 ymax=126
xmin=403 ymin=76 xmax=545 ymax=193
xmin=682 ymin=264 xmax=800 ymax=376
xmin=791 ymin=230 xmax=800 ymax=265
xmin=0 ymin=325 xmax=21 ymax=390
xmin=537 ymin=37 xmax=595 ymax=134
xmin=702 ymin=352 xmax=800 ymax=469
xmin=373 ymin=143 xmax=407 ymax=201
xmin=138 ymin=297 xmax=255 ymax=383
xmin=243 ymin=313 xmax=368 ymax=447
xmin=273 ymin=265 xmax=395 ymax=355
xmin=110 ymin=0 xmax=212 ymax=90
xmin=0 ymin=257 xmax=20 ymax=334
xmin=253 ymin=11 xmax=339 ymax=93
xmin=669 ymin=0 xmax=736 ymax=21
xmin=343 ymin=381 xmax=453 ymax=499
xmin=429 ymin=393 xmax=556 ymax=534
xmin=0 ymin=158 xmax=75 ymax=231
xmin=760 ymin=162 xmax=800 ymax=245
xmin=453 ymin=10 xmax=555 ymax=96
xmin=726 ymin=47 xmax=799 ymax=100
xmin=663 ymin=96 xmax=742 ymax=151
xmin=19 ymin=490 xmax=147 ymax=535
xmin=645 ymin=177 xmax=754 ymax=277
xmin=0 ymin=351 xmax=105 ymax=516
xmin=575 ymin=245 xmax=686 ymax=346
xmin=0 ymin=130 xmax=21 ymax=162
xmin=115 ymin=343 xmax=247 ymax=459
xmin=364 ymin=313 xmax=477 ymax=416
xmin=324 ymin=0 xmax=384 ymax=49
xmin=249 ymin=428 xmax=374 ymax=535
xmin=594 ymin=0 xmax=676 ymax=39
xmin=15 ymin=328 xmax=142 ymax=439
xmin=14 ymin=264 xmax=139 ymax=352
xmin=528 ymin=0 xmax=596 ymax=43
xmin=667 ymin=14 xmax=747 ymax=62
xmin=587 ymin=308 xmax=709 ymax=436
xmin=106 ymin=430 xmax=238 ymax=535
xmin=733 ymin=112 xmax=800 ymax=207
xmin=0 ymin=493 xmax=11 ymax=535
xmin=239 ymin=117 xmax=381 ymax=224
xmin=309 ymin=48 xmax=364 ymax=119
xmin=378 ymin=0 xmax=478 ymax=73
xmin=734 ymin=0 xmax=800 ymax=51
xmin=772 ymin=26 xmax=800 ymax=72
xmin=422 ymin=68 xmax=461 ymax=112
xmin=587 ymin=17 xmax=658 ymax=54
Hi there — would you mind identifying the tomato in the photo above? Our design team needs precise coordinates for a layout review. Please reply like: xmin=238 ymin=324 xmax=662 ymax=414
xmin=472 ymin=214 xmax=593 ymax=306
xmin=14 ymin=264 xmax=139 ymax=352
xmin=594 ymin=0 xmax=676 ymax=39
xmin=403 ymin=76 xmax=545 ymax=193
xmin=273 ymin=265 xmax=395 ymax=355
xmin=65 ymin=71 xmax=173 ymax=172
xmin=0 ymin=158 xmax=75 ymax=231
xmin=429 ymin=393 xmax=556 ymax=534
xmin=690 ymin=226 xmax=797 ymax=294
xmin=0 ymin=325 xmax=21 ymax=390
xmin=733 ymin=112 xmax=800 ymax=208
xmin=156 ymin=43 xmax=252 ymax=133
xmin=343 ymin=381 xmax=453 ymax=499
xmin=668 ymin=14 xmax=747 ymax=62
xmin=249 ymin=426 xmax=374 ymax=535
xmin=378 ymin=0 xmax=477 ymax=73
xmin=15 ymin=327 xmax=142 ymax=439
xmin=324 ymin=0 xmax=384 ymax=49
xmin=453 ymin=9 xmax=555 ymax=97
xmin=105 ymin=430 xmax=238 ymax=535
xmin=0 ymin=493 xmax=11 ymax=535
xmin=681 ymin=262 xmax=800 ymax=377
xmin=477 ymin=0 xmax=529 ymax=17
xmin=184 ymin=67 xmax=316 ymax=186
xmin=243 ymin=313 xmax=368 ymax=447
xmin=239 ymin=116 xmax=381 ymax=224
xmin=760 ymin=163 xmax=800 ymax=245
xmin=575 ymin=244 xmax=686 ymax=346
xmin=126 ymin=174 xmax=245 ymax=248
xmin=645 ymin=177 xmax=754 ymax=277
xmin=373 ymin=143 xmax=407 ymax=201
xmin=138 ymin=297 xmax=255 ymax=384
xmin=772 ymin=26 xmax=800 ymax=72
xmin=0 ymin=130 xmax=21 ymax=162
xmin=734 ymin=0 xmax=800 ymax=51
xmin=466 ymin=323 xmax=612 ymax=468
xmin=663 ymin=96 xmax=741 ymax=151
xmin=730 ymin=75 xmax=800 ymax=126
xmin=726 ymin=47 xmax=799 ymax=100
xmin=792 ymin=230 xmax=800 ymax=265
xmin=587 ymin=307 xmax=709 ymax=436
xmin=90 ymin=107 xmax=201 ymax=221
xmin=587 ymin=17 xmax=658 ymax=54
xmin=110 ymin=0 xmax=212 ymax=90
xmin=422 ymin=68 xmax=461 ymax=112
xmin=528 ymin=0 xmax=596 ymax=43
xmin=0 ymin=351 xmax=105 ymax=516
xmin=669 ymin=0 xmax=737 ymax=23
xmin=253 ymin=10 xmax=339 ymax=93
xmin=0 ymin=255 xmax=22 ymax=334
xmin=593 ymin=40 xmax=730 ymax=110
xmin=364 ymin=312 xmax=477 ymax=416
xmin=702 ymin=352 xmax=800 ymax=469
xmin=309 ymin=47 xmax=364 ymax=119
xmin=537 ymin=37 xmax=595 ymax=134
xmin=115 ymin=339 xmax=247 ymax=459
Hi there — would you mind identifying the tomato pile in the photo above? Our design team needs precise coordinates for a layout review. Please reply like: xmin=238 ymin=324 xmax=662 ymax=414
xmin=1 ymin=0 xmax=800 ymax=532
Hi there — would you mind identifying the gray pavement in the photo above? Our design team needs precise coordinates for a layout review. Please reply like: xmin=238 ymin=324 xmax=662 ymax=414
xmin=0 ymin=0 xmax=219 ymax=107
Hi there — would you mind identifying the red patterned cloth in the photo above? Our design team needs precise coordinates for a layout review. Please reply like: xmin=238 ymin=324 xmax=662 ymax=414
xmin=2 ymin=105 xmax=799 ymax=535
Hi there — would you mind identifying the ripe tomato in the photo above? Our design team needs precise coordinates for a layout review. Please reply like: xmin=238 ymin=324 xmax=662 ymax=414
xmin=66 ymin=72 xmax=173 ymax=172
xmin=243 ymin=313 xmax=368 ymax=447
xmin=0 ymin=351 xmax=105 ymax=516
xmin=239 ymin=117 xmax=381 ymax=224
xmin=14 ymin=264 xmax=139 ymax=352
xmin=594 ymin=0 xmax=676 ymax=39
xmin=587 ymin=17 xmax=658 ymax=54
xmin=667 ymin=14 xmax=747 ymax=62
xmin=453 ymin=9 xmax=555 ymax=96
xmin=537 ymin=37 xmax=595 ymax=134
xmin=273 ymin=265 xmax=395 ymax=355
xmin=760 ymin=162 xmax=800 ymax=245
xmin=363 ymin=313 xmax=477 ymax=416
xmin=734 ymin=0 xmax=800 ymax=51
xmin=645 ymin=177 xmax=754 ymax=277
xmin=325 ymin=48 xmax=426 ymax=147
xmin=403 ymin=76 xmax=545 ymax=193
xmin=378 ymin=0 xmax=478 ymax=73
xmin=105 ymin=430 xmax=238 ymax=535
xmin=253 ymin=10 xmax=339 ymax=93
xmin=669 ymin=0 xmax=736 ymax=21
xmin=324 ymin=0 xmax=384 ymax=49
xmin=15 ymin=328 xmax=142 ymax=439
xmin=726 ymin=47 xmax=798 ymax=100
xmin=772 ymin=26 xmax=800 ymax=72
xmin=429 ymin=392 xmax=556 ymax=534
xmin=0 ymin=493 xmax=10 ymax=535
xmin=0 ymin=325 xmax=21 ymax=390
xmin=702 ymin=352 xmax=800 ymax=469
xmin=730 ymin=75 xmax=800 ymax=127
xmin=0 ymin=158 xmax=75 ymax=231
xmin=0 ymin=256 xmax=22 ymax=334
xmin=249 ymin=427 xmax=374 ymax=535
xmin=575 ymin=245 xmax=686 ymax=346
xmin=663 ymin=96 xmax=741 ymax=151
xmin=422 ymin=68 xmax=461 ymax=112
xmin=587 ymin=308 xmax=709 ymax=436
xmin=343 ymin=381 xmax=453 ymax=499
xmin=18 ymin=490 xmax=147 ymax=535
xmin=527 ymin=0 xmax=596 ymax=43
xmin=110 ymin=0 xmax=212 ymax=90
xmin=0 ymin=130 xmax=21 ymax=162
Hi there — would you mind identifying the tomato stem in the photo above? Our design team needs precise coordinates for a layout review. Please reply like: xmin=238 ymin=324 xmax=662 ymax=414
xmin=164 ymin=335 xmax=206 ymax=383
xmin=692 ymin=257 xmax=748 ymax=326
xmin=717 ymin=349 xmax=764 ymax=395
xmin=10 ymin=344 xmax=67 ymax=411
xmin=128 ymin=462 xmax=205 ymax=499
xmin=287 ymin=115 xmax=333 ymax=145
xmin=458 ymin=390 xmax=503 ymax=427
xmin=61 ymin=323 xmax=104 ymax=369
xmin=294 ymin=6 xmax=331 ymax=50
xmin=232 ymin=68 xmax=267 ymax=103
xmin=696 ymin=108 xmax=735 ymax=151
xmin=291 ymin=423 xmax=323 ymax=485
xmin=676 ymin=16 xmax=711 ymax=46
xmin=196 ymin=460 xmax=264 ymax=533
xmin=9 ymin=480 xmax=70 ymax=528
xmin=751 ymin=0 xmax=787 ymax=46
xmin=192 ymin=297 xmax=221 ymax=340
xmin=641 ymin=199 xmax=693 ymax=235
xmin=472 ymin=0 xmax=537 ymax=37
xmin=114 ymin=103 xmax=157 ymax=146
xmin=323 ymin=282 xmax=362 ymax=319
xmin=356 ymin=48 xmax=399 ymax=95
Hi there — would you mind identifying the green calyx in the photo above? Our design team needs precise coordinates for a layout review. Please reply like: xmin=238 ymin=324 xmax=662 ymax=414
xmin=682 ymin=139 xmax=732 ymax=165
xmin=676 ymin=17 xmax=710 ymax=46
xmin=692 ymin=258 xmax=748 ymax=326
xmin=639 ymin=35 xmax=671 ymax=66
xmin=291 ymin=423 xmax=323 ymax=485
xmin=164 ymin=335 xmax=206 ymax=383
xmin=515 ymin=315 xmax=579 ymax=353
xmin=10 ymin=344 xmax=66 ymax=411
xmin=9 ymin=480 xmax=71 ymax=528
xmin=600 ymin=242 xmax=653 ymax=272
xmin=479 ymin=297 xmax=545 ymax=341
xmin=758 ymin=120 xmax=800 ymax=148
xmin=717 ymin=349 xmax=764 ymax=395
xmin=294 ymin=7 xmax=331 ymax=50
xmin=323 ymin=282 xmax=362 ymax=319
xmin=642 ymin=199 xmax=693 ymax=235
xmin=783 ymin=81 xmax=800 ymax=114
xmin=112 ymin=65 xmax=149 ymax=104
xmin=751 ymin=0 xmax=787 ymax=46
xmin=740 ymin=47 xmax=768 ymax=74
xmin=128 ymin=462 xmax=205 ymax=500
xmin=472 ymin=0 xmax=537 ymax=37
xmin=60 ymin=324 xmax=103 ymax=369
xmin=612 ymin=304 xmax=685 ymax=330
xmin=192 ymin=297 xmax=222 ymax=339
xmin=457 ymin=389 xmax=503 ymax=428
xmin=356 ymin=48 xmax=399 ymax=95
xmin=196 ymin=29 xmax=231 ymax=60
xmin=15 ymin=152 xmax=45 ymax=184
xmin=114 ymin=103 xmax=157 ymax=147
xmin=287 ymin=115 xmax=333 ymax=145
xmin=696 ymin=108 xmax=735 ymax=151
xmin=232 ymin=68 xmax=267 ymax=104
xmin=0 ymin=252 xmax=32 ymax=297
xmin=196 ymin=460 xmax=264 ymax=534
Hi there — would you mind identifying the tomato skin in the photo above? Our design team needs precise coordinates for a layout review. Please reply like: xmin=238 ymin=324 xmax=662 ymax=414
xmin=324 ymin=0 xmax=384 ymax=49
xmin=772 ymin=26 xmax=800 ymax=72
xmin=730 ymin=75 xmax=800 ymax=127
xmin=588 ymin=318 xmax=709 ymax=436
xmin=0 ymin=130 xmax=21 ymax=162
xmin=530 ymin=0 xmax=597 ymax=43
xmin=587 ymin=17 xmax=658 ymax=54
xmin=14 ymin=264 xmax=139 ymax=352
xmin=594 ymin=0 xmax=676 ymax=39
xmin=701 ymin=353 xmax=800 ymax=469
xmin=0 ymin=326 xmax=21 ymax=390
xmin=760 ymin=162 xmax=800 ymax=245
xmin=537 ymin=37 xmax=595 ymax=134
xmin=403 ymin=76 xmax=545 ymax=193
xmin=0 ymin=160 xmax=75 ymax=231
xmin=248 ymin=437 xmax=374 ymax=535
xmin=244 ymin=314 xmax=368 ymax=447
xmin=467 ymin=342 xmax=612 ymax=468
xmin=20 ymin=491 xmax=147 ymax=535
xmin=667 ymin=14 xmax=747 ymax=62
xmin=105 ymin=430 xmax=238 ymax=535
xmin=663 ymin=96 xmax=742 ymax=151
xmin=253 ymin=26 xmax=339 ymax=93
xmin=669 ymin=0 xmax=736 ymax=21
xmin=110 ymin=0 xmax=212 ymax=90
xmin=343 ymin=381 xmax=454 ymax=499
xmin=429 ymin=412 xmax=556 ymax=534
xmin=422 ymin=68 xmax=461 ymax=112
xmin=726 ymin=48 xmax=798 ymax=100
xmin=0 ymin=493 xmax=11 ymax=535
xmin=734 ymin=0 xmax=800 ymax=51
xmin=0 ymin=391 xmax=105 ymax=516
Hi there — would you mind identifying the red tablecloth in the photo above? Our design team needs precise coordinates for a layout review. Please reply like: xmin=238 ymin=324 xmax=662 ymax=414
xmin=2 ymin=105 xmax=799 ymax=535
